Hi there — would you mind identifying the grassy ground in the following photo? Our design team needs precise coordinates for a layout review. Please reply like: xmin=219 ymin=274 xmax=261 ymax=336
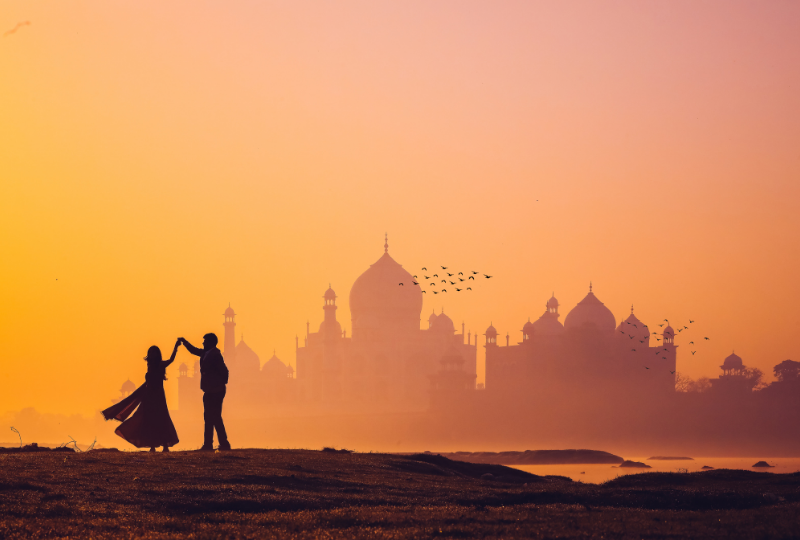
xmin=0 ymin=449 xmax=798 ymax=539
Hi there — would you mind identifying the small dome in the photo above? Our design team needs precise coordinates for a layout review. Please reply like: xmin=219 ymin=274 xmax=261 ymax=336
xmin=523 ymin=319 xmax=535 ymax=333
xmin=663 ymin=325 xmax=674 ymax=339
xmin=722 ymin=352 xmax=743 ymax=370
xmin=121 ymin=379 xmax=135 ymax=393
xmin=318 ymin=317 xmax=342 ymax=337
xmin=262 ymin=351 xmax=288 ymax=379
xmin=485 ymin=324 xmax=498 ymax=337
xmin=324 ymin=286 xmax=337 ymax=300
xmin=224 ymin=304 xmax=235 ymax=317
xmin=178 ymin=362 xmax=188 ymax=372
xmin=546 ymin=295 xmax=559 ymax=309
xmin=432 ymin=310 xmax=455 ymax=334
xmin=428 ymin=310 xmax=439 ymax=324
xmin=564 ymin=285 xmax=616 ymax=333
xmin=616 ymin=309 xmax=650 ymax=341
xmin=286 ymin=363 xmax=295 ymax=374
xmin=532 ymin=313 xmax=564 ymax=336
xmin=236 ymin=337 xmax=260 ymax=372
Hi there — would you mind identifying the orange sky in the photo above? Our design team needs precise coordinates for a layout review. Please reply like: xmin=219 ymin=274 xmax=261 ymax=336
xmin=1 ymin=1 xmax=799 ymax=416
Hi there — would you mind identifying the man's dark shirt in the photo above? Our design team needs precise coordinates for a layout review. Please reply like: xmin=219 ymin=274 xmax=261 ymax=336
xmin=183 ymin=343 xmax=228 ymax=393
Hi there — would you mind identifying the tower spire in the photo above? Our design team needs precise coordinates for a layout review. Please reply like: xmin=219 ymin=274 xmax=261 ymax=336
xmin=631 ymin=304 xmax=634 ymax=314
xmin=384 ymin=232 xmax=388 ymax=253
xmin=589 ymin=281 xmax=593 ymax=293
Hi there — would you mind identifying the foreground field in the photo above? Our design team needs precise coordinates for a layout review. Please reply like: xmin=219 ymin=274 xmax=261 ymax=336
xmin=0 ymin=449 xmax=799 ymax=539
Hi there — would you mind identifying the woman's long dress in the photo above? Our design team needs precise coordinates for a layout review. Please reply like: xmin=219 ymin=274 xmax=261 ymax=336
xmin=102 ymin=364 xmax=179 ymax=448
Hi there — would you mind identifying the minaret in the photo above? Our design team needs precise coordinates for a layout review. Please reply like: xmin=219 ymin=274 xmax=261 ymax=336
xmin=223 ymin=304 xmax=236 ymax=365
xmin=323 ymin=284 xmax=338 ymax=329
xmin=484 ymin=323 xmax=498 ymax=347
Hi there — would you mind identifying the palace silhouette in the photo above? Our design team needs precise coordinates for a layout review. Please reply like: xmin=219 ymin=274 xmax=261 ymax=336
xmin=160 ymin=237 xmax=798 ymax=442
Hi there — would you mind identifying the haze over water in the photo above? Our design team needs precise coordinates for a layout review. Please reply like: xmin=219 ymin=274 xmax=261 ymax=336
xmin=513 ymin=458 xmax=800 ymax=485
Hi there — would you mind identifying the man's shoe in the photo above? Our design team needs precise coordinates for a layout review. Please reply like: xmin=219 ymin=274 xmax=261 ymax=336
xmin=218 ymin=443 xmax=232 ymax=451
xmin=198 ymin=445 xmax=214 ymax=451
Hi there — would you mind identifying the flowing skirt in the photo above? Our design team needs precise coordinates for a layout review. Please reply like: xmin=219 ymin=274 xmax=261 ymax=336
xmin=102 ymin=381 xmax=179 ymax=448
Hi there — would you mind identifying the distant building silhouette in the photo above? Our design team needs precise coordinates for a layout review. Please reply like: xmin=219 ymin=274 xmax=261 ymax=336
xmin=111 ymin=379 xmax=136 ymax=404
xmin=176 ymin=305 xmax=296 ymax=419
xmin=296 ymin=237 xmax=477 ymax=411
xmin=484 ymin=288 xmax=676 ymax=403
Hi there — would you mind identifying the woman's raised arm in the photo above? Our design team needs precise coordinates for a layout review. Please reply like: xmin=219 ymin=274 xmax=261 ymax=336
xmin=164 ymin=339 xmax=180 ymax=367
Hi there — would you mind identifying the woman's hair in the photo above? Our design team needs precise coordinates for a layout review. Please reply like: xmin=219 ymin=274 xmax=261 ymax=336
xmin=144 ymin=346 xmax=167 ymax=380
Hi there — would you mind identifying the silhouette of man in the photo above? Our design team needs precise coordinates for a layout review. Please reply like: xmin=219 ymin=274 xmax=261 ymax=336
xmin=179 ymin=333 xmax=231 ymax=451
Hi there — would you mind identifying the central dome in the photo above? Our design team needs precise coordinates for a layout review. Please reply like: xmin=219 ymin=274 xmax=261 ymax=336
xmin=349 ymin=244 xmax=423 ymax=336
xmin=564 ymin=285 xmax=616 ymax=334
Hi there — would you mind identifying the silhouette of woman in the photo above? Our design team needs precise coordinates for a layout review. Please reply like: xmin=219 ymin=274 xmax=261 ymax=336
xmin=102 ymin=341 xmax=180 ymax=452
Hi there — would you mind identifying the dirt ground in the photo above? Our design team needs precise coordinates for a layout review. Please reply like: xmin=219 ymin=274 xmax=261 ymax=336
xmin=0 ymin=448 xmax=798 ymax=539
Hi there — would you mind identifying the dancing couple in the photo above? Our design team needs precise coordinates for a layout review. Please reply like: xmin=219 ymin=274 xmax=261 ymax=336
xmin=102 ymin=334 xmax=231 ymax=452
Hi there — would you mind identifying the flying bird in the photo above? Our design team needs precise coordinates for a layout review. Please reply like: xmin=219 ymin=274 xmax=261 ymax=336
xmin=644 ymin=367 xmax=650 ymax=370
xmin=704 ymin=337 xmax=710 ymax=340
xmin=632 ymin=349 xmax=636 ymax=352
xmin=691 ymin=351 xmax=696 ymax=355
xmin=412 ymin=282 xmax=419 ymax=286
xmin=449 ymin=281 xmax=455 ymax=285
xmin=662 ymin=357 xmax=667 ymax=359
xmin=425 ymin=275 xmax=430 ymax=279
xmin=469 ymin=276 xmax=475 ymax=280
xmin=447 ymin=273 xmax=454 ymax=277
xmin=484 ymin=274 xmax=493 ymax=279
xmin=433 ymin=291 xmax=438 ymax=294
xmin=441 ymin=289 xmax=447 ymax=293
xmin=455 ymin=288 xmax=462 ymax=291
xmin=441 ymin=279 xmax=446 ymax=283
xmin=689 ymin=320 xmax=694 ymax=323
xmin=659 ymin=324 xmax=664 ymax=327
xmin=413 ymin=275 xmax=417 ymax=278
xmin=422 ymin=267 xmax=427 ymax=271
xmin=458 ymin=272 xmax=463 ymax=275
xmin=421 ymin=291 xmax=426 ymax=294
xmin=459 ymin=278 xmax=465 ymax=281
xmin=433 ymin=274 xmax=439 ymax=278
xmin=670 ymin=370 xmax=676 ymax=374
xmin=467 ymin=287 xmax=472 ymax=291
xmin=398 ymin=283 xmax=404 ymax=286
xmin=472 ymin=271 xmax=479 ymax=274
xmin=441 ymin=266 xmax=448 ymax=269
xmin=689 ymin=341 xmax=694 ymax=345
xmin=430 ymin=283 xmax=435 ymax=287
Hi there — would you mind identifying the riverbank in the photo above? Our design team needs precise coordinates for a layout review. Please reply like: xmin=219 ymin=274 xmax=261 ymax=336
xmin=0 ymin=449 xmax=798 ymax=538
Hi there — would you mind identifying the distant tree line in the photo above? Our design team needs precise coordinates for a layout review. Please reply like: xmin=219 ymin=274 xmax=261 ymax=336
xmin=675 ymin=359 xmax=800 ymax=393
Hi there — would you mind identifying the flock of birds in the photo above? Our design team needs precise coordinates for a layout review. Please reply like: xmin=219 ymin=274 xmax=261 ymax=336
xmin=619 ymin=317 xmax=712 ymax=373
xmin=398 ymin=266 xmax=492 ymax=294
xmin=400 ymin=267 xmax=706 ymax=377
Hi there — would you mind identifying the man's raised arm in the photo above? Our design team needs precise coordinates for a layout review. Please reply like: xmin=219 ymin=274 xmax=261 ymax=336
xmin=179 ymin=338 xmax=204 ymax=357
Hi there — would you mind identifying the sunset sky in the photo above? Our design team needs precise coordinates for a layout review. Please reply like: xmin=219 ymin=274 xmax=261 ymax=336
xmin=1 ymin=1 xmax=799 ymax=416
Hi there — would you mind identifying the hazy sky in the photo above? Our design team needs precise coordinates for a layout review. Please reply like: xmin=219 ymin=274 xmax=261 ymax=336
xmin=1 ymin=1 xmax=799 ymax=415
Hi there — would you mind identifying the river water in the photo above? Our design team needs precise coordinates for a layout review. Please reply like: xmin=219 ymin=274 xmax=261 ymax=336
xmin=511 ymin=457 xmax=800 ymax=484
